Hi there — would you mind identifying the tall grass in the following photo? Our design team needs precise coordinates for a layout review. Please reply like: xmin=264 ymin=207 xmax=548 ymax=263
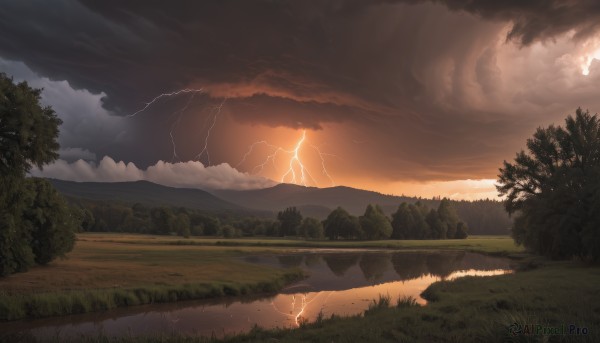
xmin=396 ymin=295 xmax=418 ymax=308
xmin=0 ymin=270 xmax=303 ymax=321
xmin=365 ymin=293 xmax=392 ymax=315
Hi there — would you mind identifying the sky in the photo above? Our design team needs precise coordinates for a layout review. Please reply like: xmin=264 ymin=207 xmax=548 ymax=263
xmin=2 ymin=0 xmax=600 ymax=200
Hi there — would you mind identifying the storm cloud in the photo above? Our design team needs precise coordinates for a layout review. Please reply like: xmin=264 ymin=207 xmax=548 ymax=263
xmin=2 ymin=0 xmax=600 ymax=187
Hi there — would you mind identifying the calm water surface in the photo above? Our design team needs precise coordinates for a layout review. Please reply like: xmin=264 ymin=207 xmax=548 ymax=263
xmin=0 ymin=250 xmax=512 ymax=339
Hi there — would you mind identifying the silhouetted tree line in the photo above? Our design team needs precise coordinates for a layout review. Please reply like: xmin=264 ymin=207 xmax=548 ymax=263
xmin=75 ymin=199 xmax=467 ymax=242
xmin=321 ymin=199 xmax=468 ymax=240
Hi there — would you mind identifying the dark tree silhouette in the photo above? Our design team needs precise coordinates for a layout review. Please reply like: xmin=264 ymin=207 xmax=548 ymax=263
xmin=323 ymin=207 xmax=361 ymax=240
xmin=277 ymin=207 xmax=303 ymax=236
xmin=498 ymin=108 xmax=600 ymax=260
xmin=298 ymin=217 xmax=324 ymax=239
xmin=22 ymin=178 xmax=77 ymax=265
xmin=0 ymin=73 xmax=75 ymax=275
xmin=359 ymin=204 xmax=392 ymax=240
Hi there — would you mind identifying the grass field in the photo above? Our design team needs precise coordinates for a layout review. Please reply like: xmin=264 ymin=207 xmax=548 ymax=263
xmin=79 ymin=233 xmax=524 ymax=256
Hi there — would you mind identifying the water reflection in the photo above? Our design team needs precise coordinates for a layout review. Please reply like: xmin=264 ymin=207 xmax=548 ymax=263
xmin=322 ymin=254 xmax=360 ymax=276
xmin=359 ymin=253 xmax=391 ymax=282
xmin=0 ymin=251 xmax=512 ymax=340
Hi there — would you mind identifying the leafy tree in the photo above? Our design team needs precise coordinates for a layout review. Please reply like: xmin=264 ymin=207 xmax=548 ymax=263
xmin=359 ymin=204 xmax=392 ymax=240
xmin=391 ymin=203 xmax=414 ymax=239
xmin=265 ymin=220 xmax=281 ymax=236
xmin=437 ymin=198 xmax=460 ymax=238
xmin=408 ymin=204 xmax=430 ymax=239
xmin=277 ymin=207 xmax=303 ymax=236
xmin=323 ymin=207 xmax=361 ymax=240
xmin=0 ymin=74 xmax=65 ymax=276
xmin=455 ymin=222 xmax=469 ymax=239
xmin=498 ymin=108 xmax=600 ymax=260
xmin=190 ymin=214 xmax=220 ymax=236
xmin=426 ymin=209 xmax=446 ymax=239
xmin=298 ymin=217 xmax=324 ymax=239
xmin=0 ymin=73 xmax=61 ymax=178
xmin=173 ymin=213 xmax=191 ymax=238
xmin=22 ymin=178 xmax=77 ymax=265
xmin=150 ymin=207 xmax=175 ymax=235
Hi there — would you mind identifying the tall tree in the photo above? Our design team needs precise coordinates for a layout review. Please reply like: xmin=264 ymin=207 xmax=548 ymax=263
xmin=426 ymin=209 xmax=446 ymax=239
xmin=323 ymin=207 xmax=361 ymax=240
xmin=22 ymin=178 xmax=77 ymax=265
xmin=359 ymin=204 xmax=393 ymax=240
xmin=298 ymin=217 xmax=324 ymax=239
xmin=391 ymin=203 xmax=413 ymax=239
xmin=437 ymin=198 xmax=460 ymax=238
xmin=498 ymin=108 xmax=600 ymax=260
xmin=277 ymin=207 xmax=303 ymax=236
xmin=150 ymin=207 xmax=175 ymax=235
xmin=173 ymin=213 xmax=191 ymax=238
xmin=409 ymin=203 xmax=431 ymax=239
xmin=0 ymin=73 xmax=65 ymax=276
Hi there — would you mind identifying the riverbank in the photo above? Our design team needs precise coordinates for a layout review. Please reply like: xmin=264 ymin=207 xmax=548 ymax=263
xmin=0 ymin=234 xmax=521 ymax=322
xmin=27 ymin=260 xmax=600 ymax=343
xmin=0 ymin=238 xmax=304 ymax=321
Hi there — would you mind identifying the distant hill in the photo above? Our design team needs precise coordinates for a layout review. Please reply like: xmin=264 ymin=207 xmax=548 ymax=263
xmin=47 ymin=179 xmax=511 ymax=235
xmin=48 ymin=179 xmax=242 ymax=211
xmin=213 ymin=183 xmax=414 ymax=215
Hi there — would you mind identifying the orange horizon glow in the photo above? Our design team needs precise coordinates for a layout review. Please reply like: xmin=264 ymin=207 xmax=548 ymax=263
xmin=227 ymin=122 xmax=501 ymax=201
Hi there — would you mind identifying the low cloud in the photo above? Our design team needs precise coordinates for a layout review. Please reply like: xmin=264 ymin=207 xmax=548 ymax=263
xmin=31 ymin=156 xmax=277 ymax=190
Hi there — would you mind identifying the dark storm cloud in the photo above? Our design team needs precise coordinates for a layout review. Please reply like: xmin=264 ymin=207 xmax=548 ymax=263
xmin=1 ymin=0 xmax=599 ymax=179
xmin=429 ymin=0 xmax=600 ymax=45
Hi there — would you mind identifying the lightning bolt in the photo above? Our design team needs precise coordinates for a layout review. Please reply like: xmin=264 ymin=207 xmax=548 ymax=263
xmin=129 ymin=88 xmax=227 ymax=166
xmin=129 ymin=89 xmax=338 ymax=186
xmin=270 ymin=292 xmax=332 ymax=327
xmin=238 ymin=130 xmax=336 ymax=187
xmin=169 ymin=93 xmax=197 ymax=162
xmin=194 ymin=98 xmax=226 ymax=166
xmin=310 ymin=144 xmax=336 ymax=186
xmin=128 ymin=88 xmax=204 ymax=118
xmin=280 ymin=130 xmax=310 ymax=185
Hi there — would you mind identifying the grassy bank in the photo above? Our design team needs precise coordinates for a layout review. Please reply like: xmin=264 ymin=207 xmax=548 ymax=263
xmin=79 ymin=233 xmax=524 ymax=257
xmin=0 ymin=239 xmax=303 ymax=321
xmin=32 ymin=260 xmax=600 ymax=343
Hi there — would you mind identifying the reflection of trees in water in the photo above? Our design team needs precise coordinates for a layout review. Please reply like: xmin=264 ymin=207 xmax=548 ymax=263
xmin=304 ymin=254 xmax=322 ymax=267
xmin=391 ymin=251 xmax=474 ymax=280
xmin=358 ymin=253 xmax=391 ymax=282
xmin=425 ymin=251 xmax=465 ymax=279
xmin=391 ymin=253 xmax=428 ymax=281
xmin=323 ymin=254 xmax=360 ymax=276
xmin=277 ymin=255 xmax=304 ymax=268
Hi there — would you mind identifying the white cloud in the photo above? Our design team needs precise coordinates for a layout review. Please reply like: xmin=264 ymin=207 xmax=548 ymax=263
xmin=31 ymin=156 xmax=277 ymax=190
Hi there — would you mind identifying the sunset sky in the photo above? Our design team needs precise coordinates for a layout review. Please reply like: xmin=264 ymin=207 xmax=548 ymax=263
xmin=2 ymin=1 xmax=600 ymax=200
